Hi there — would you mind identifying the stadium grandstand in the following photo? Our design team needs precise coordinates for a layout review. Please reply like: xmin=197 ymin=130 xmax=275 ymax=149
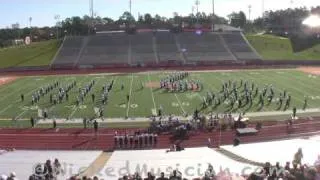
xmin=51 ymin=24 xmax=261 ymax=69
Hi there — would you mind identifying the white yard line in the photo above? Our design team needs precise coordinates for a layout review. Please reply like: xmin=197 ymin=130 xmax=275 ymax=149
xmin=68 ymin=106 xmax=78 ymax=119
xmin=174 ymin=93 xmax=186 ymax=114
xmin=126 ymin=74 xmax=134 ymax=117
xmin=16 ymin=110 xmax=28 ymax=119
xmin=147 ymin=72 xmax=157 ymax=114
xmin=0 ymin=105 xmax=12 ymax=115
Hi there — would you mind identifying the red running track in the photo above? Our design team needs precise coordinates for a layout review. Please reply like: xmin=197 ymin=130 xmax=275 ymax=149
xmin=0 ymin=120 xmax=319 ymax=151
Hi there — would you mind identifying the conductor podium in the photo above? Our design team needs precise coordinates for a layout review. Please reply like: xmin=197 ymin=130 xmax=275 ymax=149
xmin=236 ymin=128 xmax=258 ymax=136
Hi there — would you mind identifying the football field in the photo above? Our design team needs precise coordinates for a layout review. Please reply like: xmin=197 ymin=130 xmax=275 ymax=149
xmin=0 ymin=69 xmax=319 ymax=120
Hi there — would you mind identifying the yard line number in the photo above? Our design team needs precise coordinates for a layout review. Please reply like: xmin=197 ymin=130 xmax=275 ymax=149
xmin=118 ymin=104 xmax=139 ymax=109
xmin=171 ymin=102 xmax=190 ymax=107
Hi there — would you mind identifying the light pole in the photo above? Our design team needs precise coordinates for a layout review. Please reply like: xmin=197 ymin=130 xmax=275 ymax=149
xmin=192 ymin=6 xmax=195 ymax=15
xmin=29 ymin=17 xmax=32 ymax=28
xmin=129 ymin=0 xmax=132 ymax=15
xmin=195 ymin=0 xmax=200 ymax=23
xmin=54 ymin=15 xmax=60 ymax=39
xmin=192 ymin=6 xmax=195 ymax=24
xmin=261 ymin=0 xmax=265 ymax=30
xmin=261 ymin=0 xmax=264 ymax=17
xmin=248 ymin=5 xmax=252 ymax=21
xmin=212 ymin=0 xmax=215 ymax=31
xmin=29 ymin=17 xmax=32 ymax=38
xmin=290 ymin=0 xmax=294 ymax=33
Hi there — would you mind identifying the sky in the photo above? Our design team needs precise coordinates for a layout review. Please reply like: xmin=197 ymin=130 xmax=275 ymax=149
xmin=0 ymin=0 xmax=319 ymax=28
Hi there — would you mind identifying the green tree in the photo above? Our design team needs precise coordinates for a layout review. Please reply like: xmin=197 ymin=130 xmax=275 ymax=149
xmin=144 ymin=13 xmax=153 ymax=24
xmin=228 ymin=11 xmax=247 ymax=28
xmin=118 ymin=11 xmax=135 ymax=24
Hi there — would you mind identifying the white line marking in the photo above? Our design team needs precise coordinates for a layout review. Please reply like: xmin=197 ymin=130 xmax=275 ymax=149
xmin=16 ymin=110 xmax=28 ymax=119
xmin=68 ymin=106 xmax=78 ymax=119
xmin=147 ymin=72 xmax=157 ymax=114
xmin=0 ymin=105 xmax=13 ymax=115
xmin=174 ymin=93 xmax=186 ymax=114
xmin=126 ymin=74 xmax=134 ymax=117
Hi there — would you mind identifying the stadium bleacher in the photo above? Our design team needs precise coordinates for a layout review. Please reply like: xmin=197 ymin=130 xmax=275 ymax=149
xmin=155 ymin=31 xmax=182 ymax=63
xmin=178 ymin=32 xmax=236 ymax=62
xmin=51 ymin=36 xmax=85 ymax=67
xmin=78 ymin=33 xmax=129 ymax=66
xmin=221 ymin=32 xmax=261 ymax=60
xmin=129 ymin=33 xmax=156 ymax=65
xmin=51 ymin=31 xmax=261 ymax=68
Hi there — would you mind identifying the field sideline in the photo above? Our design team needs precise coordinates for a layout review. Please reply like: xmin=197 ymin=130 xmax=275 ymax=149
xmin=0 ymin=68 xmax=319 ymax=121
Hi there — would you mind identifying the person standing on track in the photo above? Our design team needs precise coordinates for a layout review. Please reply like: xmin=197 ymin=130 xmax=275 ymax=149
xmin=53 ymin=119 xmax=57 ymax=129
xmin=93 ymin=120 xmax=98 ymax=137
xmin=30 ymin=117 xmax=34 ymax=128
xmin=303 ymin=96 xmax=308 ymax=110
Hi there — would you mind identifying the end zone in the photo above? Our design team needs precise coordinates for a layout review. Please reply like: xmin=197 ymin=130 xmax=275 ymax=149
xmin=0 ymin=76 xmax=19 ymax=87
xmin=297 ymin=66 xmax=320 ymax=75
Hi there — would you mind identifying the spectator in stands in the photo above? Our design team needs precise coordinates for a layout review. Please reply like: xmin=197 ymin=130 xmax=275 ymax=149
xmin=144 ymin=172 xmax=155 ymax=180
xmin=156 ymin=172 xmax=168 ymax=180
xmin=315 ymin=155 xmax=320 ymax=180
xmin=0 ymin=175 xmax=7 ymax=180
xmin=169 ymin=170 xmax=181 ymax=180
xmin=284 ymin=162 xmax=291 ymax=171
xmin=43 ymin=159 xmax=53 ymax=179
xmin=7 ymin=172 xmax=17 ymax=180
xmin=53 ymin=158 xmax=63 ymax=176
xmin=133 ymin=172 xmax=143 ymax=180
xmin=268 ymin=169 xmax=277 ymax=180
xmin=294 ymin=148 xmax=303 ymax=165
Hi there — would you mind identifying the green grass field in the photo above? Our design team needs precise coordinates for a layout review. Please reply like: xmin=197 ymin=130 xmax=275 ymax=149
xmin=0 ymin=40 xmax=60 ymax=68
xmin=0 ymin=69 xmax=319 ymax=120
xmin=246 ymin=34 xmax=320 ymax=60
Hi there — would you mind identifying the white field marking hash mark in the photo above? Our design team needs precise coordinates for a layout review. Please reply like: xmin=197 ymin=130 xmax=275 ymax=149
xmin=147 ymin=72 xmax=157 ymax=114
xmin=126 ymin=74 xmax=134 ymax=117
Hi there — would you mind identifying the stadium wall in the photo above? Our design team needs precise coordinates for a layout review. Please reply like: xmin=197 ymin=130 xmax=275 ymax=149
xmin=1 ymin=60 xmax=320 ymax=76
